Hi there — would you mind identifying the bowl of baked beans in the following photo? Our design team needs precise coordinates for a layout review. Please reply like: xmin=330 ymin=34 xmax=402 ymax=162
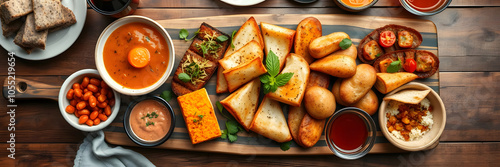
xmin=58 ymin=69 xmax=121 ymax=131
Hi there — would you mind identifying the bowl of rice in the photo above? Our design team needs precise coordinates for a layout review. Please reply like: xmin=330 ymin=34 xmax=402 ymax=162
xmin=379 ymin=82 xmax=446 ymax=151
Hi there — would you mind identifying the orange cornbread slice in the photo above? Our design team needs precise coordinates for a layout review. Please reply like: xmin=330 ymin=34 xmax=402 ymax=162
xmin=177 ymin=88 xmax=221 ymax=144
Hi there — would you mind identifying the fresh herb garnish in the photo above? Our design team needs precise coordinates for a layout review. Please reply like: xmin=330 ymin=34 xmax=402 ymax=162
xmin=387 ymin=57 xmax=403 ymax=73
xmin=375 ymin=53 xmax=382 ymax=57
xmin=178 ymin=55 xmax=212 ymax=84
xmin=230 ymin=30 xmax=237 ymax=48
xmin=192 ymin=114 xmax=204 ymax=123
xmin=195 ymin=32 xmax=224 ymax=58
xmin=146 ymin=121 xmax=155 ymax=126
xmin=280 ymin=141 xmax=292 ymax=151
xmin=339 ymin=38 xmax=352 ymax=50
xmin=260 ymin=50 xmax=294 ymax=94
xmin=141 ymin=112 xmax=159 ymax=120
xmin=179 ymin=29 xmax=199 ymax=41
xmin=160 ymin=90 xmax=174 ymax=102
xmin=144 ymin=36 xmax=151 ymax=42
xmin=217 ymin=101 xmax=244 ymax=143
xmin=216 ymin=35 xmax=229 ymax=43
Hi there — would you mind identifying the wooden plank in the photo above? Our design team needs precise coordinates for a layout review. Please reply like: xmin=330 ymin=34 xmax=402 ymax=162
xmin=137 ymin=0 xmax=500 ymax=8
xmin=0 ymin=143 xmax=498 ymax=166
xmin=1 ymin=8 xmax=498 ymax=75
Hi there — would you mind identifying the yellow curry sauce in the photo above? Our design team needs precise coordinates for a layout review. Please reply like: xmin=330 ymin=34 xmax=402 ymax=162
xmin=103 ymin=22 xmax=169 ymax=89
xmin=130 ymin=100 xmax=171 ymax=141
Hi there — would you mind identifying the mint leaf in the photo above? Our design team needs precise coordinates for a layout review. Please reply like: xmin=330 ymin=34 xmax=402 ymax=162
xmin=221 ymin=129 xmax=228 ymax=139
xmin=226 ymin=120 xmax=239 ymax=134
xmin=387 ymin=58 xmax=402 ymax=73
xmin=178 ymin=73 xmax=191 ymax=82
xmin=275 ymin=73 xmax=294 ymax=87
xmin=280 ymin=141 xmax=292 ymax=151
xmin=179 ymin=29 xmax=188 ymax=40
xmin=339 ymin=38 xmax=352 ymax=50
xmin=263 ymin=84 xmax=272 ymax=94
xmin=160 ymin=91 xmax=174 ymax=102
xmin=228 ymin=133 xmax=237 ymax=143
xmin=230 ymin=30 xmax=237 ymax=48
xmin=216 ymin=35 xmax=228 ymax=43
xmin=376 ymin=53 xmax=382 ymax=57
xmin=259 ymin=74 xmax=271 ymax=84
xmin=266 ymin=50 xmax=280 ymax=77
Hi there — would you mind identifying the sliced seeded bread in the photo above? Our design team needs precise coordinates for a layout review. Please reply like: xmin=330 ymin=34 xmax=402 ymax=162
xmin=49 ymin=6 xmax=76 ymax=32
xmin=13 ymin=21 xmax=34 ymax=54
xmin=1 ymin=16 xmax=24 ymax=37
xmin=14 ymin=13 xmax=48 ymax=50
xmin=0 ymin=0 xmax=33 ymax=24
xmin=33 ymin=0 xmax=64 ymax=31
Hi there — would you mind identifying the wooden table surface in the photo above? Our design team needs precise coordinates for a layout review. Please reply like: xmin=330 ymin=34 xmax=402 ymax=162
xmin=1 ymin=0 xmax=499 ymax=166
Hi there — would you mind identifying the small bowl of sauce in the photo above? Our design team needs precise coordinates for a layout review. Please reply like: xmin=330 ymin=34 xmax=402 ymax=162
xmin=325 ymin=107 xmax=377 ymax=160
xmin=334 ymin=0 xmax=379 ymax=12
xmin=400 ymin=0 xmax=452 ymax=16
xmin=124 ymin=96 xmax=175 ymax=147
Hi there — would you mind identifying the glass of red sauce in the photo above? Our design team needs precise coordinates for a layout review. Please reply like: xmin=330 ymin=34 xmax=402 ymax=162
xmin=124 ymin=96 xmax=176 ymax=147
xmin=325 ymin=107 xmax=377 ymax=160
xmin=400 ymin=0 xmax=452 ymax=16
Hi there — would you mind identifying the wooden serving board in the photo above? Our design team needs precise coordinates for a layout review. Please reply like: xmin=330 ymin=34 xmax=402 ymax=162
xmin=104 ymin=14 xmax=439 ymax=155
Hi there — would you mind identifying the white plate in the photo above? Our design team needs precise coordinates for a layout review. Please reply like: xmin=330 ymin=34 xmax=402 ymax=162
xmin=0 ymin=0 xmax=87 ymax=60
xmin=220 ymin=0 xmax=265 ymax=6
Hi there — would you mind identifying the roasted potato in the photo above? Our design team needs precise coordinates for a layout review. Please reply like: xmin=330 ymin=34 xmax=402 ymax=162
xmin=304 ymin=86 xmax=336 ymax=120
xmin=298 ymin=113 xmax=326 ymax=148
xmin=309 ymin=32 xmax=350 ymax=59
xmin=340 ymin=64 xmax=377 ymax=104
xmin=287 ymin=105 xmax=307 ymax=147
xmin=351 ymin=90 xmax=379 ymax=115
xmin=306 ymin=71 xmax=330 ymax=90
xmin=331 ymin=78 xmax=350 ymax=106
xmin=309 ymin=55 xmax=356 ymax=78
xmin=294 ymin=17 xmax=322 ymax=64
xmin=329 ymin=44 xmax=357 ymax=60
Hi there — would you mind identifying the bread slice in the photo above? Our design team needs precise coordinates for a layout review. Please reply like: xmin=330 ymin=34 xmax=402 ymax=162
xmin=0 ymin=0 xmax=32 ymax=24
xmin=13 ymin=22 xmax=33 ymax=54
xmin=261 ymin=22 xmax=296 ymax=70
xmin=14 ymin=13 xmax=48 ymax=49
xmin=384 ymin=89 xmax=431 ymax=104
xmin=220 ymin=79 xmax=261 ymax=131
xmin=190 ymin=23 xmax=230 ymax=62
xmin=267 ymin=54 xmax=310 ymax=107
xmin=250 ymin=96 xmax=292 ymax=143
xmin=217 ymin=17 xmax=263 ymax=93
xmin=1 ymin=16 xmax=24 ymax=37
xmin=223 ymin=57 xmax=267 ymax=92
xmin=49 ymin=6 xmax=76 ymax=32
xmin=218 ymin=40 xmax=263 ymax=71
xmin=215 ymin=67 xmax=228 ymax=94
xmin=375 ymin=72 xmax=418 ymax=94
xmin=33 ymin=0 xmax=65 ymax=31
xmin=171 ymin=50 xmax=217 ymax=96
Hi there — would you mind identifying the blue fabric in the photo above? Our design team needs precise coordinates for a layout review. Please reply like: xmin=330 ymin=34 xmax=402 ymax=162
xmin=74 ymin=131 xmax=155 ymax=167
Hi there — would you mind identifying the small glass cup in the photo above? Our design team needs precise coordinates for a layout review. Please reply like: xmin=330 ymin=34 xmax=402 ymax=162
xmin=87 ymin=0 xmax=140 ymax=18
xmin=325 ymin=107 xmax=377 ymax=160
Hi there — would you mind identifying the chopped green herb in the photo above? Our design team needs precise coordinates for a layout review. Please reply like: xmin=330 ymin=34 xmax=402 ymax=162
xmin=230 ymin=30 xmax=237 ymax=48
xmin=221 ymin=129 xmax=228 ymax=139
xmin=195 ymin=32 xmax=224 ymax=58
xmin=228 ymin=133 xmax=238 ymax=143
xmin=144 ymin=36 xmax=151 ymax=42
xmin=260 ymin=50 xmax=294 ymax=94
xmin=376 ymin=53 xmax=382 ymax=57
xmin=192 ymin=114 xmax=205 ymax=123
xmin=280 ymin=141 xmax=292 ymax=151
xmin=226 ymin=120 xmax=239 ymax=134
xmin=339 ymin=38 xmax=352 ymax=50
xmin=216 ymin=101 xmax=231 ymax=120
xmin=146 ymin=121 xmax=155 ymax=126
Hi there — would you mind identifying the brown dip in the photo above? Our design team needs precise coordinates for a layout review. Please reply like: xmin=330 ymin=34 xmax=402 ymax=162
xmin=130 ymin=99 xmax=171 ymax=141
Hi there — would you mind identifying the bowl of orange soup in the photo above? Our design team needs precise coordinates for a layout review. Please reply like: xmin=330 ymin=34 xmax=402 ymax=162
xmin=124 ymin=96 xmax=175 ymax=147
xmin=95 ymin=15 xmax=175 ymax=96
xmin=334 ymin=0 xmax=378 ymax=12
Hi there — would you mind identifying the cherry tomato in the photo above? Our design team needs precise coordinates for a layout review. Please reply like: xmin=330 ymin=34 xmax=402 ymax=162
xmin=403 ymin=58 xmax=417 ymax=73
xmin=379 ymin=31 xmax=396 ymax=48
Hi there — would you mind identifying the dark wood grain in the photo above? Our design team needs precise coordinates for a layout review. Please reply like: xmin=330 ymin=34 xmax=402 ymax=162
xmin=137 ymin=0 xmax=500 ymax=8
xmin=0 ymin=143 xmax=498 ymax=167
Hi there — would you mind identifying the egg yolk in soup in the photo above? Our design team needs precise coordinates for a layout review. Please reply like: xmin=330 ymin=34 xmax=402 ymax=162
xmin=103 ymin=22 xmax=169 ymax=89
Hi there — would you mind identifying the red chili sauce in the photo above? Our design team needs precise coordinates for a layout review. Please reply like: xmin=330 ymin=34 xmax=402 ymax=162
xmin=405 ymin=0 xmax=446 ymax=12
xmin=329 ymin=113 xmax=368 ymax=150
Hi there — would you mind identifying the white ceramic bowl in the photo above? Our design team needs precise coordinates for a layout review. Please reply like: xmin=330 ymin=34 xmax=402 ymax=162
xmin=379 ymin=82 xmax=446 ymax=151
xmin=58 ymin=69 xmax=121 ymax=132
xmin=95 ymin=15 xmax=175 ymax=96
